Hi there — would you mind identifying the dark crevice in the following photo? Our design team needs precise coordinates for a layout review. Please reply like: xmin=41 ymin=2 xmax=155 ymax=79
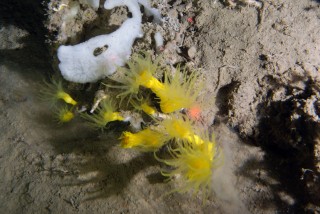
xmin=215 ymin=81 xmax=240 ymax=116
xmin=255 ymin=78 xmax=320 ymax=211
xmin=0 ymin=0 xmax=52 ymax=78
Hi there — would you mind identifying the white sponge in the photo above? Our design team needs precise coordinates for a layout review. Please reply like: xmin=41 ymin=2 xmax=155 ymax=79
xmin=57 ymin=0 xmax=160 ymax=83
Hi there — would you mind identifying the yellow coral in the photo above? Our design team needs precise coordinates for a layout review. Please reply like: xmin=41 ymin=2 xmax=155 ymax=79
xmin=54 ymin=106 xmax=74 ymax=123
xmin=81 ymin=99 xmax=123 ymax=129
xmin=159 ymin=115 xmax=205 ymax=146
xmin=140 ymin=102 xmax=157 ymax=115
xmin=105 ymin=53 xmax=162 ymax=105
xmin=106 ymin=54 xmax=201 ymax=113
xmin=120 ymin=128 xmax=168 ymax=152
xmin=157 ymin=133 xmax=222 ymax=195
xmin=151 ymin=67 xmax=201 ymax=113
xmin=160 ymin=115 xmax=194 ymax=140
xmin=130 ymin=96 xmax=157 ymax=116
xmin=40 ymin=78 xmax=77 ymax=106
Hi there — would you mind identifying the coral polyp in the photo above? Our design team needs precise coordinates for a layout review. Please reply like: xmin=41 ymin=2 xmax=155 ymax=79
xmin=120 ymin=128 xmax=168 ymax=152
xmin=105 ymin=53 xmax=162 ymax=105
xmin=40 ymin=78 xmax=77 ymax=106
xmin=151 ymin=67 xmax=202 ymax=113
xmin=159 ymin=115 xmax=195 ymax=140
xmin=158 ymin=133 xmax=222 ymax=195
xmin=81 ymin=99 xmax=124 ymax=129
xmin=54 ymin=105 xmax=75 ymax=123
xmin=44 ymin=50 xmax=222 ymax=197
xmin=105 ymin=53 xmax=202 ymax=114
xmin=130 ymin=95 xmax=157 ymax=116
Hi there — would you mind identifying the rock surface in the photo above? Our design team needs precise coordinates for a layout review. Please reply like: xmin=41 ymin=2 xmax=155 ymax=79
xmin=0 ymin=0 xmax=319 ymax=213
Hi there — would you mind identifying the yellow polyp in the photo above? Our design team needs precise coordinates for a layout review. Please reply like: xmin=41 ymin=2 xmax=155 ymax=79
xmin=60 ymin=111 xmax=74 ymax=123
xmin=160 ymin=116 xmax=216 ymax=161
xmin=158 ymin=139 xmax=220 ymax=195
xmin=161 ymin=116 xmax=194 ymax=140
xmin=136 ymin=70 xmax=154 ymax=87
xmin=120 ymin=129 xmax=167 ymax=152
xmin=121 ymin=132 xmax=137 ymax=148
xmin=148 ymin=77 xmax=165 ymax=90
xmin=150 ymin=68 xmax=202 ymax=113
xmin=103 ymin=112 xmax=124 ymax=122
xmin=140 ymin=103 xmax=156 ymax=115
xmin=139 ymin=73 xmax=164 ymax=90
xmin=153 ymin=84 xmax=191 ymax=113
xmin=130 ymin=96 xmax=157 ymax=116
xmin=57 ymin=91 xmax=77 ymax=105
xmin=170 ymin=120 xmax=191 ymax=139
xmin=186 ymin=134 xmax=204 ymax=146
xmin=81 ymin=99 xmax=123 ymax=129
xmin=40 ymin=78 xmax=77 ymax=107
xmin=185 ymin=153 xmax=211 ymax=180
xmin=155 ymin=124 xmax=223 ymax=196
xmin=55 ymin=106 xmax=74 ymax=123
xmin=105 ymin=53 xmax=162 ymax=105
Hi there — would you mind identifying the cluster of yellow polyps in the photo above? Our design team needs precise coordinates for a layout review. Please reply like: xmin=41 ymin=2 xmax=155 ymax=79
xmin=119 ymin=115 xmax=222 ymax=195
xmin=43 ymin=53 xmax=222 ymax=197
xmin=40 ymin=78 xmax=77 ymax=123
xmin=107 ymin=53 xmax=201 ymax=113
xmin=41 ymin=77 xmax=126 ymax=128
xmin=103 ymin=53 xmax=222 ymax=196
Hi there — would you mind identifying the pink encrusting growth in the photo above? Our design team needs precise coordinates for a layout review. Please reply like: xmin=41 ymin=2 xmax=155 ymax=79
xmin=186 ymin=104 xmax=202 ymax=121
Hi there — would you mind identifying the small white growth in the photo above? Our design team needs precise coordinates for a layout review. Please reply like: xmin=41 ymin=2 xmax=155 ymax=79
xmin=85 ymin=0 xmax=100 ymax=9
xmin=137 ymin=0 xmax=162 ymax=23
xmin=226 ymin=0 xmax=262 ymax=8
xmin=52 ymin=3 xmax=68 ymax=12
xmin=154 ymin=32 xmax=163 ymax=48
xmin=243 ymin=0 xmax=262 ymax=8
xmin=57 ymin=0 xmax=161 ymax=83
xmin=62 ymin=2 xmax=79 ymax=21
xmin=59 ymin=2 xmax=80 ymax=41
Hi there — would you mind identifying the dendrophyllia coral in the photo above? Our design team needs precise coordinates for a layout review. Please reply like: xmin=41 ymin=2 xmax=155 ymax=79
xmin=130 ymin=95 xmax=157 ymax=116
xmin=44 ymin=53 xmax=222 ymax=198
xmin=105 ymin=53 xmax=223 ymax=197
xmin=81 ymin=99 xmax=124 ymax=129
xmin=120 ymin=128 xmax=168 ymax=152
xmin=118 ymin=114 xmax=222 ymax=196
xmin=158 ymin=129 xmax=222 ymax=196
xmin=40 ymin=78 xmax=77 ymax=106
xmin=40 ymin=78 xmax=77 ymax=124
xmin=151 ymin=67 xmax=202 ymax=114
xmin=105 ymin=53 xmax=163 ymax=105
xmin=54 ymin=105 xmax=75 ymax=123
xmin=105 ymin=53 xmax=201 ymax=113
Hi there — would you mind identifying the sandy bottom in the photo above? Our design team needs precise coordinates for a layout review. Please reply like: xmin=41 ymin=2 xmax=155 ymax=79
xmin=0 ymin=0 xmax=320 ymax=213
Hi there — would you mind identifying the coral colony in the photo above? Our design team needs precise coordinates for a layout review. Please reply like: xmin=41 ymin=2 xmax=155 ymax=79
xmin=44 ymin=0 xmax=223 ymax=196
